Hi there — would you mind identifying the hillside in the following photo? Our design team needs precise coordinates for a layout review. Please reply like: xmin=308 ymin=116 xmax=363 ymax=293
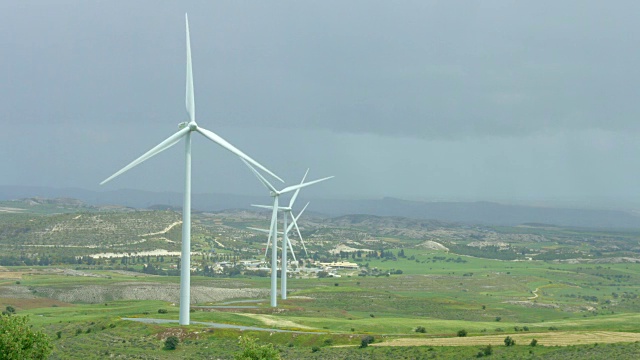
xmin=2 ymin=186 xmax=639 ymax=228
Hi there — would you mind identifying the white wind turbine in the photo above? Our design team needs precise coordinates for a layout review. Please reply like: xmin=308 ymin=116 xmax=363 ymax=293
xmin=249 ymin=170 xmax=316 ymax=299
xmin=248 ymin=200 xmax=310 ymax=279
xmin=242 ymin=159 xmax=333 ymax=307
xmin=100 ymin=14 xmax=283 ymax=326
xmin=248 ymin=201 xmax=310 ymax=264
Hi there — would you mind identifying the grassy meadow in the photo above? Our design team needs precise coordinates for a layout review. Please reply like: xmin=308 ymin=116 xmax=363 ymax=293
xmin=2 ymin=201 xmax=640 ymax=358
xmin=2 ymin=249 xmax=640 ymax=359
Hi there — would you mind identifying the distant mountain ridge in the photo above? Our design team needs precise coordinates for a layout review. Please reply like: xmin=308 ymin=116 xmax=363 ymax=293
xmin=1 ymin=186 xmax=639 ymax=229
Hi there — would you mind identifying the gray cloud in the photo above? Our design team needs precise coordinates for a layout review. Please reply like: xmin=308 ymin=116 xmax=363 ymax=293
xmin=1 ymin=1 xmax=640 ymax=206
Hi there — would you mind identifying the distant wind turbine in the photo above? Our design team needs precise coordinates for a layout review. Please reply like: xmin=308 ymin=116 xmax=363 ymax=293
xmin=100 ymin=14 xmax=282 ymax=326
xmin=251 ymin=170 xmax=317 ymax=299
xmin=242 ymin=159 xmax=333 ymax=307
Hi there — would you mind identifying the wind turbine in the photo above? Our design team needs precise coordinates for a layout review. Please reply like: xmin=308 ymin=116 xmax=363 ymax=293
xmin=253 ymin=169 xmax=310 ymax=260
xmin=248 ymin=201 xmax=310 ymax=264
xmin=242 ymin=159 xmax=333 ymax=307
xmin=100 ymin=14 xmax=283 ymax=326
xmin=248 ymin=201 xmax=310 ymax=300
xmin=250 ymin=170 xmax=317 ymax=299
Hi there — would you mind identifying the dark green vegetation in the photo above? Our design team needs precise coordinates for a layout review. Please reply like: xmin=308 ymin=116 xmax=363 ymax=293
xmin=1 ymin=198 xmax=640 ymax=358
xmin=0 ymin=314 xmax=52 ymax=360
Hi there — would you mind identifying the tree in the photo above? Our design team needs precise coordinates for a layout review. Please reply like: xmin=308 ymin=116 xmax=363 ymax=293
xmin=164 ymin=336 xmax=179 ymax=350
xmin=234 ymin=336 xmax=280 ymax=360
xmin=457 ymin=329 xmax=468 ymax=337
xmin=530 ymin=339 xmax=538 ymax=347
xmin=360 ymin=335 xmax=375 ymax=348
xmin=504 ymin=336 xmax=516 ymax=346
xmin=415 ymin=326 xmax=426 ymax=333
xmin=0 ymin=315 xmax=52 ymax=360
xmin=2 ymin=306 xmax=15 ymax=316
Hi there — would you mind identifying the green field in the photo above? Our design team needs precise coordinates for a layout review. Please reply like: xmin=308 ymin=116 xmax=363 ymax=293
xmin=2 ymin=199 xmax=640 ymax=358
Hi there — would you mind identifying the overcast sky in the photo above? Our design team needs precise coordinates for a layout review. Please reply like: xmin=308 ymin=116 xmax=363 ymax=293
xmin=1 ymin=1 xmax=639 ymax=208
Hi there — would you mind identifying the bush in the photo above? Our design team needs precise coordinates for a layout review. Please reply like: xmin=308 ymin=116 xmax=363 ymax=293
xmin=495 ymin=316 xmax=502 ymax=322
xmin=530 ymin=339 xmax=538 ymax=347
xmin=311 ymin=346 xmax=320 ymax=353
xmin=234 ymin=336 xmax=280 ymax=360
xmin=164 ymin=336 xmax=179 ymax=350
xmin=158 ymin=309 xmax=168 ymax=314
xmin=483 ymin=344 xmax=493 ymax=355
xmin=477 ymin=344 xmax=492 ymax=357
xmin=360 ymin=335 xmax=375 ymax=348
xmin=457 ymin=329 xmax=468 ymax=337
xmin=0 ymin=315 xmax=52 ymax=359
xmin=415 ymin=326 xmax=427 ymax=333
xmin=504 ymin=336 xmax=516 ymax=346
xmin=3 ymin=306 xmax=15 ymax=316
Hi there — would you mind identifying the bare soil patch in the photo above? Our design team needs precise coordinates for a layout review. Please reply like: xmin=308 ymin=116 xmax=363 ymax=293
xmin=241 ymin=313 xmax=315 ymax=330
xmin=0 ymin=272 xmax=24 ymax=280
xmin=0 ymin=297 xmax=72 ymax=310
xmin=373 ymin=331 xmax=640 ymax=347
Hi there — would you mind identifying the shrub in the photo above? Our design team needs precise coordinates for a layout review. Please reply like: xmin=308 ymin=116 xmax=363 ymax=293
xmin=504 ymin=336 xmax=516 ymax=346
xmin=360 ymin=335 xmax=375 ymax=348
xmin=0 ymin=315 xmax=52 ymax=360
xmin=311 ymin=346 xmax=320 ymax=353
xmin=483 ymin=344 xmax=493 ymax=355
xmin=158 ymin=309 xmax=168 ymax=314
xmin=234 ymin=336 xmax=280 ymax=359
xmin=523 ymin=326 xmax=529 ymax=331
xmin=457 ymin=329 xmax=468 ymax=337
xmin=3 ymin=306 xmax=15 ymax=316
xmin=56 ymin=331 xmax=62 ymax=339
xmin=530 ymin=339 xmax=538 ymax=347
xmin=164 ymin=336 xmax=179 ymax=350
xmin=415 ymin=326 xmax=427 ymax=333
xmin=323 ymin=338 xmax=333 ymax=346
xmin=495 ymin=316 xmax=502 ymax=322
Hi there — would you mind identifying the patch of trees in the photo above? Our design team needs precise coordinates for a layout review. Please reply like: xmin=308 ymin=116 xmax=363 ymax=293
xmin=446 ymin=244 xmax=519 ymax=261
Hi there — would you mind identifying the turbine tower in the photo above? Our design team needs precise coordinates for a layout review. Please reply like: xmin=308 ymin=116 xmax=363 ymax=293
xmin=100 ymin=14 xmax=282 ymax=325
xmin=242 ymin=160 xmax=333 ymax=307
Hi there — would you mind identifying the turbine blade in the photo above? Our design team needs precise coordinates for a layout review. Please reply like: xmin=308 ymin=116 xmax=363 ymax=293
xmin=287 ymin=236 xmax=297 ymax=263
xmin=288 ymin=168 xmax=309 ymax=208
xmin=241 ymin=159 xmax=277 ymax=193
xmin=100 ymin=127 xmax=190 ymax=185
xmin=196 ymin=126 xmax=283 ymax=182
xmin=252 ymin=204 xmax=291 ymax=211
xmin=251 ymin=204 xmax=274 ymax=210
xmin=247 ymin=227 xmax=270 ymax=234
xmin=185 ymin=13 xmax=195 ymax=123
xmin=280 ymin=176 xmax=334 ymax=194
xmin=292 ymin=202 xmax=310 ymax=256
